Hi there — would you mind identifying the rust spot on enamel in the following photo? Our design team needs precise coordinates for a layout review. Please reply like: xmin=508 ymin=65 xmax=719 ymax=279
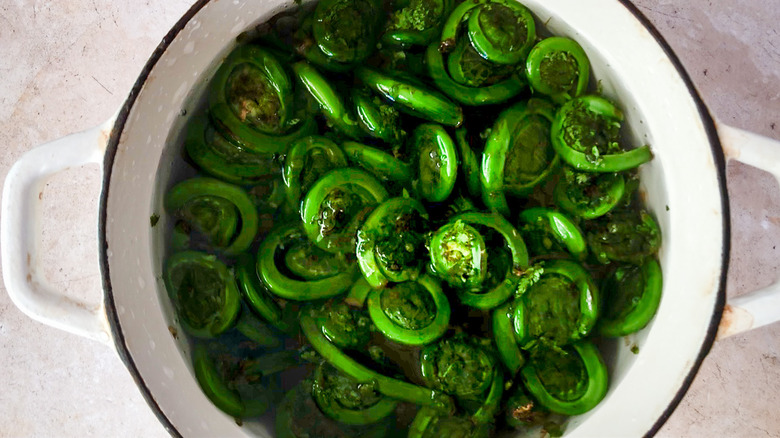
xmin=716 ymin=122 xmax=742 ymax=161
xmin=717 ymin=303 xmax=754 ymax=340
xmin=98 ymin=126 xmax=112 ymax=154
xmin=722 ymin=141 xmax=741 ymax=161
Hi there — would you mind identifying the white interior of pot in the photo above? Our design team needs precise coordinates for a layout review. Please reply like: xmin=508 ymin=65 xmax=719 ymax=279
xmin=104 ymin=0 xmax=725 ymax=436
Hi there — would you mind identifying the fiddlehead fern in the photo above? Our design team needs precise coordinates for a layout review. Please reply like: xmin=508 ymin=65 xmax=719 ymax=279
xmin=551 ymin=95 xmax=653 ymax=172
xmin=283 ymin=135 xmax=348 ymax=208
xmin=290 ymin=14 xmax=359 ymax=73
xmin=470 ymin=366 xmax=505 ymax=424
xmin=585 ymin=208 xmax=661 ymax=264
xmin=466 ymin=2 xmax=535 ymax=64
xmin=492 ymin=300 xmax=525 ymax=374
xmin=235 ymin=253 xmax=298 ymax=335
xmin=312 ymin=362 xmax=398 ymax=425
xmin=184 ymin=113 xmax=279 ymax=185
xmin=311 ymin=299 xmax=373 ymax=349
xmin=341 ymin=141 xmax=413 ymax=186
xmin=383 ymin=0 xmax=452 ymax=48
xmin=598 ymin=257 xmax=663 ymax=337
xmin=428 ymin=220 xmax=487 ymax=291
xmin=430 ymin=212 xmax=528 ymax=310
xmin=208 ymin=45 xmax=315 ymax=153
xmin=164 ymin=251 xmax=241 ymax=338
xmin=440 ymin=0 xmax=536 ymax=65
xmin=352 ymin=89 xmax=406 ymax=144
xmin=193 ymin=343 xmax=274 ymax=418
xmin=356 ymin=197 xmax=429 ymax=288
xmin=257 ymin=224 xmax=359 ymax=301
xmin=284 ymin=239 xmax=351 ymax=281
xmin=553 ymin=167 xmax=626 ymax=219
xmin=312 ymin=0 xmax=383 ymax=63
xmin=520 ymin=341 xmax=608 ymax=416
xmin=292 ymin=61 xmax=364 ymax=139
xmin=355 ymin=67 xmax=464 ymax=127
xmin=408 ymin=123 xmax=459 ymax=202
xmin=525 ymin=37 xmax=590 ymax=104
xmin=343 ymin=124 xmax=458 ymax=201
xmin=300 ymin=313 xmax=455 ymax=412
xmin=366 ymin=276 xmax=451 ymax=345
xmin=481 ymin=98 xmax=559 ymax=216
xmin=513 ymin=260 xmax=599 ymax=349
xmin=446 ymin=38 xmax=516 ymax=88
xmin=419 ymin=335 xmax=495 ymax=399
xmin=426 ymin=0 xmax=533 ymax=106
xmin=426 ymin=43 xmax=525 ymax=106
xmin=300 ymin=168 xmax=389 ymax=254
xmin=276 ymin=379 xmax=396 ymax=438
xmin=517 ymin=207 xmax=587 ymax=260
xmin=165 ymin=177 xmax=258 ymax=254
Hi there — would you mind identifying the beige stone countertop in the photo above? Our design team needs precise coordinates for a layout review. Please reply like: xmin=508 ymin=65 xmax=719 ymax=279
xmin=0 ymin=0 xmax=778 ymax=437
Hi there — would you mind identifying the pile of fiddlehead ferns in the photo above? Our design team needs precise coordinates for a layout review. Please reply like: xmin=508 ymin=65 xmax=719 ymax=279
xmin=161 ymin=0 xmax=663 ymax=436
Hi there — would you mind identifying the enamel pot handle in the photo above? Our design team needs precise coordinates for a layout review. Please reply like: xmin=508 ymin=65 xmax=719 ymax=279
xmin=1 ymin=116 xmax=116 ymax=346
xmin=717 ymin=123 xmax=780 ymax=339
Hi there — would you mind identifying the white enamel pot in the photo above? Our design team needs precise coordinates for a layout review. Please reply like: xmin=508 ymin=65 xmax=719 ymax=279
xmin=2 ymin=0 xmax=780 ymax=436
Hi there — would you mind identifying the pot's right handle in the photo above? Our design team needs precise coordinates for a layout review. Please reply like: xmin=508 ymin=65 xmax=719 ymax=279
xmin=1 ymin=116 xmax=116 ymax=346
xmin=716 ymin=123 xmax=780 ymax=339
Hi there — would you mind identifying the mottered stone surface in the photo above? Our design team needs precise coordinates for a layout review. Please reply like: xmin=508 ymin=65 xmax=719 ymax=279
xmin=0 ymin=0 xmax=778 ymax=436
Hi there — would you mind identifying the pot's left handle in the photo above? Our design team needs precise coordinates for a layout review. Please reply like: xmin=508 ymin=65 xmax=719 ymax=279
xmin=1 ymin=115 xmax=117 ymax=346
xmin=717 ymin=123 xmax=780 ymax=339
